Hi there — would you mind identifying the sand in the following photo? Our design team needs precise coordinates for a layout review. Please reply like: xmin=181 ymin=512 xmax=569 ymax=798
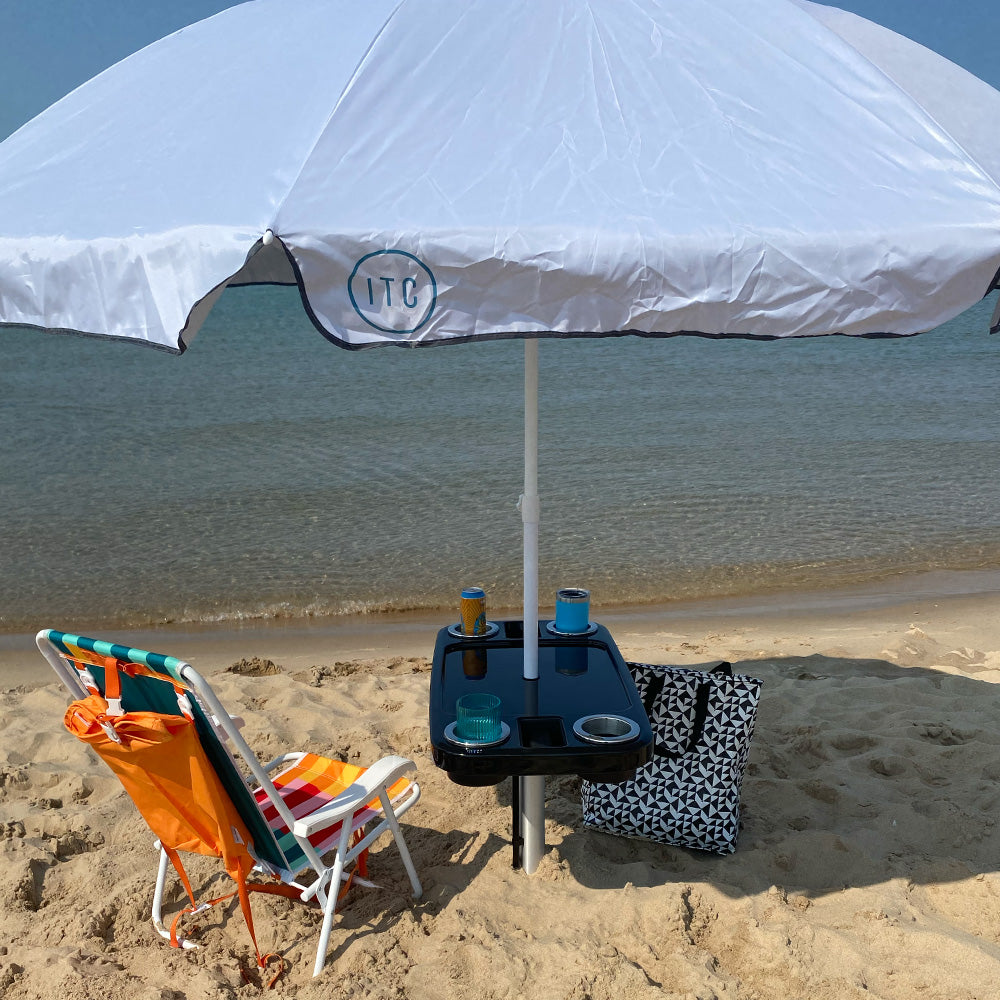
xmin=3 ymin=579 xmax=1000 ymax=999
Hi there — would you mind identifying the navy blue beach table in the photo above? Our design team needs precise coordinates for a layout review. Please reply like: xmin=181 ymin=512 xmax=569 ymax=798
xmin=429 ymin=620 xmax=654 ymax=867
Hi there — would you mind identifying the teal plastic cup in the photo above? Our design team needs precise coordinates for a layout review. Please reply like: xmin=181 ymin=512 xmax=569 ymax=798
xmin=455 ymin=693 xmax=502 ymax=742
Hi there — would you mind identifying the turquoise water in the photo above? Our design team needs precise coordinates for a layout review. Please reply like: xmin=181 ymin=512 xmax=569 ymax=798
xmin=2 ymin=288 xmax=1000 ymax=633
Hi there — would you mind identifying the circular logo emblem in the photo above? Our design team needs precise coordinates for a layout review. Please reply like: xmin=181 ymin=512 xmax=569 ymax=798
xmin=348 ymin=250 xmax=437 ymax=334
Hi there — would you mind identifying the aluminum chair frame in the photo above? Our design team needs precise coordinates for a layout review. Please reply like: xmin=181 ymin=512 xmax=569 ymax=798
xmin=37 ymin=628 xmax=423 ymax=977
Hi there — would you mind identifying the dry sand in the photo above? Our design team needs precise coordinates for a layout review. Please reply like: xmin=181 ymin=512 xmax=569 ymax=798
xmin=3 ymin=580 xmax=1000 ymax=999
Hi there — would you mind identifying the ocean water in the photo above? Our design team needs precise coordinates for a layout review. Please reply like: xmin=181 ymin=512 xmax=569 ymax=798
xmin=2 ymin=289 xmax=1000 ymax=633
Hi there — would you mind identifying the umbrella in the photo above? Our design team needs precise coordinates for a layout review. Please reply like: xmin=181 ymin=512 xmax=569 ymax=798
xmin=2 ymin=0 xmax=1000 ymax=874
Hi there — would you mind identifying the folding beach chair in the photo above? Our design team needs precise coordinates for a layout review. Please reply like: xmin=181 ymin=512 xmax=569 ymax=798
xmin=37 ymin=628 xmax=422 ymax=978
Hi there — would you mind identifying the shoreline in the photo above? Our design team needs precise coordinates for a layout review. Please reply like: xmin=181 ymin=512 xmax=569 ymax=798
xmin=6 ymin=566 xmax=1000 ymax=687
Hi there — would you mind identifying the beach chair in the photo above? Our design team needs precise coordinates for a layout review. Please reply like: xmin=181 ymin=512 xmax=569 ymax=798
xmin=37 ymin=628 xmax=422 ymax=978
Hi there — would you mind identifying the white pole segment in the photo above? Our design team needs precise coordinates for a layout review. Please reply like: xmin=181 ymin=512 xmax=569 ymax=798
xmin=522 ymin=338 xmax=540 ymax=681
xmin=520 ymin=774 xmax=545 ymax=874
xmin=520 ymin=338 xmax=544 ymax=874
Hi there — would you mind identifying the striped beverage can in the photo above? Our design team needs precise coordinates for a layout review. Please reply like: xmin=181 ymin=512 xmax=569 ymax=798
xmin=460 ymin=586 xmax=488 ymax=636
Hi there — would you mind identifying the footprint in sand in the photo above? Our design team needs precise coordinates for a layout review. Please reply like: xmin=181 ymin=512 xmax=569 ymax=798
xmin=917 ymin=722 xmax=977 ymax=746
xmin=829 ymin=734 xmax=878 ymax=754
xmin=798 ymin=778 xmax=840 ymax=805
xmin=227 ymin=656 xmax=283 ymax=676
xmin=869 ymin=756 xmax=909 ymax=777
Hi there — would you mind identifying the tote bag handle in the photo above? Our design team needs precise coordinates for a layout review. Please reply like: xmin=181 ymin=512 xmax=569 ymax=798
xmin=641 ymin=661 xmax=732 ymax=758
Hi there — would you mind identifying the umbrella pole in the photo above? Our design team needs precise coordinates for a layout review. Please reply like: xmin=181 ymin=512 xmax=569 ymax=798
xmin=522 ymin=337 xmax=540 ymax=681
xmin=520 ymin=338 xmax=545 ymax=874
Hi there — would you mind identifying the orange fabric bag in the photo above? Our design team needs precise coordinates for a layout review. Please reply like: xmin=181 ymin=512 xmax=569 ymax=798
xmin=64 ymin=693 xmax=255 ymax=870
xmin=63 ymin=657 xmax=290 ymax=978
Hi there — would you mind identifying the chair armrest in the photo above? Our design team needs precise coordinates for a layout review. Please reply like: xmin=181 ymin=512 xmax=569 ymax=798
xmin=292 ymin=755 xmax=417 ymax=837
xmin=261 ymin=752 xmax=304 ymax=773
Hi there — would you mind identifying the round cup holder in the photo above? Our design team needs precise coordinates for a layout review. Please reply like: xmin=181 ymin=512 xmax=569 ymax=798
xmin=572 ymin=714 xmax=639 ymax=744
xmin=447 ymin=621 xmax=500 ymax=640
xmin=444 ymin=721 xmax=510 ymax=748
xmin=545 ymin=621 xmax=598 ymax=637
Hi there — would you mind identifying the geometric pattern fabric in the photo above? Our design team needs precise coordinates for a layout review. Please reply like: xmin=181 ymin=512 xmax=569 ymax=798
xmin=582 ymin=661 xmax=762 ymax=854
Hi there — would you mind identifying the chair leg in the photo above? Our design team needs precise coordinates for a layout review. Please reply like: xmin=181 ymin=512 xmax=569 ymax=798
xmin=313 ymin=820 xmax=352 ymax=977
xmin=379 ymin=789 xmax=423 ymax=900
xmin=150 ymin=845 xmax=200 ymax=949
xmin=151 ymin=841 xmax=204 ymax=950
xmin=151 ymin=844 xmax=172 ymax=942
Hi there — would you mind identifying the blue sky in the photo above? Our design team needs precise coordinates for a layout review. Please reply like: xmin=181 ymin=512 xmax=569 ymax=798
xmin=1 ymin=1 xmax=998 ymax=140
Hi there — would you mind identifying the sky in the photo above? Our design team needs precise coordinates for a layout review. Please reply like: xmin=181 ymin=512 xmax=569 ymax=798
xmin=1 ymin=0 xmax=999 ymax=141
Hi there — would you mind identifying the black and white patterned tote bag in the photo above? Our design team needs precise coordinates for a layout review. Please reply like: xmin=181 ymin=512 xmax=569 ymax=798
xmin=581 ymin=661 xmax=762 ymax=854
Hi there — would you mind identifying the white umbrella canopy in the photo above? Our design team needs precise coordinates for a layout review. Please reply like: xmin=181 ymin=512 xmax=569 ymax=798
xmin=1 ymin=0 xmax=1000 ymax=352
xmin=4 ymin=0 xmax=1000 ymax=874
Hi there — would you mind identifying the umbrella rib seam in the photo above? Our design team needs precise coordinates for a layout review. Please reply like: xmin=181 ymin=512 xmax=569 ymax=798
xmin=266 ymin=0 xmax=407 ymax=233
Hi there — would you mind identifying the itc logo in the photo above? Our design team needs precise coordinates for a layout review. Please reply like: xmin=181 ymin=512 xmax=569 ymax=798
xmin=348 ymin=250 xmax=437 ymax=334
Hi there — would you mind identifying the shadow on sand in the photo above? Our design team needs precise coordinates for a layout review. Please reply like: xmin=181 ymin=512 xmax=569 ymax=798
xmin=542 ymin=654 xmax=1000 ymax=898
